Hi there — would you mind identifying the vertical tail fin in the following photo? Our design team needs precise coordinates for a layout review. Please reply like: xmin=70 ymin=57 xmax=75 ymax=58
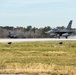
xmin=66 ymin=20 xmax=73 ymax=29
xmin=9 ymin=32 xmax=11 ymax=35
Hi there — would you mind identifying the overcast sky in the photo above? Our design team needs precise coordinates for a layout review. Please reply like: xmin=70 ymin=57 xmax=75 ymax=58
xmin=0 ymin=0 xmax=76 ymax=28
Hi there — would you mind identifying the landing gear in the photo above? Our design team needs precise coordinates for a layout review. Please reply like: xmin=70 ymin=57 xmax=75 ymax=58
xmin=57 ymin=34 xmax=61 ymax=39
xmin=58 ymin=36 xmax=60 ymax=39
xmin=65 ymin=36 xmax=68 ymax=39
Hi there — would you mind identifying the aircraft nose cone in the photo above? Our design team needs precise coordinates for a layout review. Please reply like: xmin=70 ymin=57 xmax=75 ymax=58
xmin=46 ymin=30 xmax=53 ymax=33
xmin=49 ymin=30 xmax=53 ymax=33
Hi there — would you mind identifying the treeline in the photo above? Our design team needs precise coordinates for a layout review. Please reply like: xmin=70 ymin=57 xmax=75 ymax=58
xmin=0 ymin=26 xmax=51 ymax=38
xmin=0 ymin=26 xmax=76 ymax=38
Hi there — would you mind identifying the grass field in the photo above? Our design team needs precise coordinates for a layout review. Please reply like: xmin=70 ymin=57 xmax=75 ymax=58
xmin=0 ymin=41 xmax=76 ymax=75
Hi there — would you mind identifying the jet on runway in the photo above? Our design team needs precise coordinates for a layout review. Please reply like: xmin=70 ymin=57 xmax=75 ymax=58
xmin=46 ymin=20 xmax=74 ymax=38
xmin=8 ymin=32 xmax=18 ymax=38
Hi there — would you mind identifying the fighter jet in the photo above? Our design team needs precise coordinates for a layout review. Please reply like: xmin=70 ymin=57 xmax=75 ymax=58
xmin=8 ymin=32 xmax=18 ymax=38
xmin=46 ymin=20 xmax=74 ymax=38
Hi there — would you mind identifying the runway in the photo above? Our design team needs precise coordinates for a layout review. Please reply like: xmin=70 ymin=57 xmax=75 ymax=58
xmin=0 ymin=38 xmax=76 ymax=42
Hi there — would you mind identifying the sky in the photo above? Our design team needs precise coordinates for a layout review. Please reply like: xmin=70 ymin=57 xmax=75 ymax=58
xmin=0 ymin=0 xmax=76 ymax=28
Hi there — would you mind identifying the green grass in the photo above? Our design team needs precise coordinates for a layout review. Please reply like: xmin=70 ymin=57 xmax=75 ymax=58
xmin=0 ymin=41 xmax=76 ymax=74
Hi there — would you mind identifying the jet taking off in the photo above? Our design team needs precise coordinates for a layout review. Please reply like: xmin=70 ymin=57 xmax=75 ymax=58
xmin=46 ymin=20 xmax=74 ymax=38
